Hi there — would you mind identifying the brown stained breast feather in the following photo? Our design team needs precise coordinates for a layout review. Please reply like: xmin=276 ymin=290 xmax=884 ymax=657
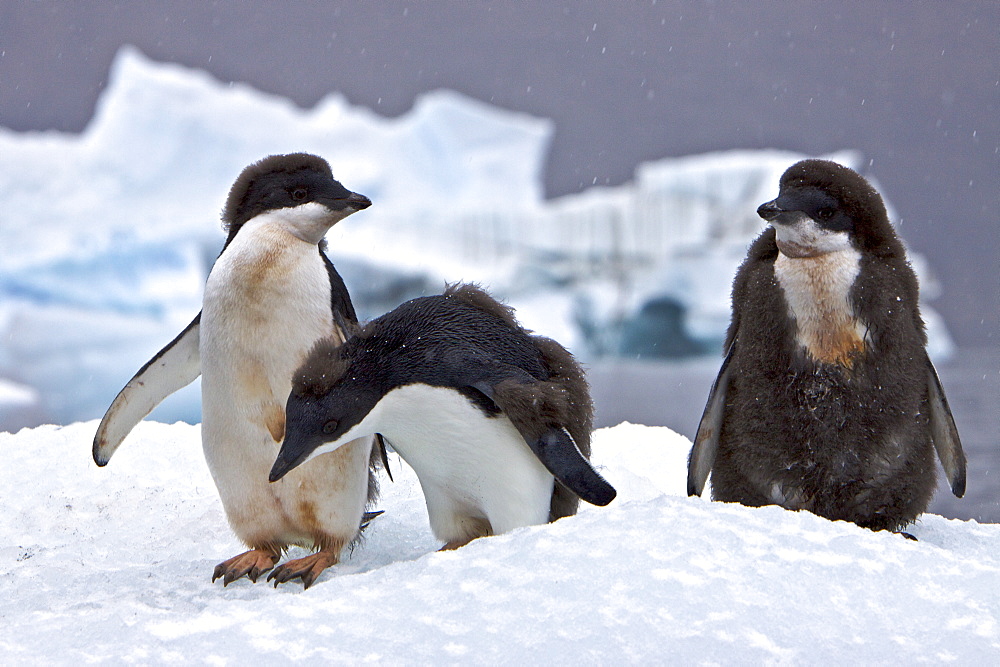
xmin=263 ymin=401 xmax=286 ymax=443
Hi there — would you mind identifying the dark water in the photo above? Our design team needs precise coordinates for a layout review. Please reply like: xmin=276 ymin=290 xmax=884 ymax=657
xmin=588 ymin=347 xmax=1000 ymax=524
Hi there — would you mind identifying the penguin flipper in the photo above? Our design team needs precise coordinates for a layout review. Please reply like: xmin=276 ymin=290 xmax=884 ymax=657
xmin=375 ymin=433 xmax=394 ymax=482
xmin=526 ymin=426 xmax=617 ymax=506
xmin=93 ymin=313 xmax=202 ymax=466
xmin=925 ymin=354 xmax=966 ymax=498
xmin=469 ymin=372 xmax=616 ymax=507
xmin=688 ymin=342 xmax=735 ymax=497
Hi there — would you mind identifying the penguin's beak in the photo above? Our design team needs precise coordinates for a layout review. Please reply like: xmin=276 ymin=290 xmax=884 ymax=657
xmin=344 ymin=192 xmax=372 ymax=211
xmin=757 ymin=199 xmax=783 ymax=221
xmin=269 ymin=443 xmax=308 ymax=482
xmin=268 ymin=457 xmax=293 ymax=483
xmin=319 ymin=192 xmax=371 ymax=216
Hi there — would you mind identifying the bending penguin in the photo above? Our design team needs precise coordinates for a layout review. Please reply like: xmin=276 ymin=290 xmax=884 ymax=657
xmin=688 ymin=159 xmax=966 ymax=533
xmin=94 ymin=153 xmax=379 ymax=588
xmin=269 ymin=284 xmax=617 ymax=550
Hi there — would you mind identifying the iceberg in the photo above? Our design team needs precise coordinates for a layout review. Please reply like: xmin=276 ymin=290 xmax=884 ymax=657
xmin=0 ymin=47 xmax=952 ymax=430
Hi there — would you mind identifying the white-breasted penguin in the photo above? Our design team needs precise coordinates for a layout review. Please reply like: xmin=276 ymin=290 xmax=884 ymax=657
xmin=269 ymin=284 xmax=617 ymax=550
xmin=94 ymin=153 xmax=379 ymax=588
xmin=688 ymin=159 xmax=966 ymax=533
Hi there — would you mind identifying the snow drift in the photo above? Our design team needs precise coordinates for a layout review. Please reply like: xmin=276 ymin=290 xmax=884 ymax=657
xmin=0 ymin=420 xmax=997 ymax=662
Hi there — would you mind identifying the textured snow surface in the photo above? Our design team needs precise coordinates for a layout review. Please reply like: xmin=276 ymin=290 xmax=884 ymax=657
xmin=1 ymin=420 xmax=997 ymax=663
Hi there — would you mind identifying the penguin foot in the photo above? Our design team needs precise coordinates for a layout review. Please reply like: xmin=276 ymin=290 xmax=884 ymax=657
xmin=360 ymin=510 xmax=384 ymax=530
xmin=439 ymin=537 xmax=477 ymax=551
xmin=212 ymin=549 xmax=280 ymax=586
xmin=266 ymin=550 xmax=340 ymax=589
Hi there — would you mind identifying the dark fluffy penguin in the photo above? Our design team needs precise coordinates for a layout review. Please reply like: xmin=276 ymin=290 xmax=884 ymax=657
xmin=688 ymin=159 xmax=965 ymax=533
xmin=270 ymin=284 xmax=616 ymax=550
xmin=94 ymin=153 xmax=380 ymax=588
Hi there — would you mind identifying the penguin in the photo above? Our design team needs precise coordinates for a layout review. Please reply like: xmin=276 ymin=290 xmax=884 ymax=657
xmin=687 ymin=159 xmax=966 ymax=533
xmin=94 ymin=153 xmax=379 ymax=588
xmin=269 ymin=283 xmax=617 ymax=551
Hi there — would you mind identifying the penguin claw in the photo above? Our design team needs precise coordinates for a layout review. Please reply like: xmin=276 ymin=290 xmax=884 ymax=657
xmin=212 ymin=549 xmax=279 ymax=586
xmin=247 ymin=564 xmax=267 ymax=583
xmin=360 ymin=510 xmax=384 ymax=531
xmin=266 ymin=550 xmax=339 ymax=590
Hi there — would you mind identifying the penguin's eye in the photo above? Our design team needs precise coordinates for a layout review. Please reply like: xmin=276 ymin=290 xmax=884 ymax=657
xmin=322 ymin=419 xmax=339 ymax=435
xmin=291 ymin=187 xmax=309 ymax=202
xmin=816 ymin=207 xmax=835 ymax=220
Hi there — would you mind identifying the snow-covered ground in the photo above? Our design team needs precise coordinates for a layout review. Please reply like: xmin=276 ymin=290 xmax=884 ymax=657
xmin=0 ymin=47 xmax=953 ymax=430
xmin=1 ymin=420 xmax=997 ymax=662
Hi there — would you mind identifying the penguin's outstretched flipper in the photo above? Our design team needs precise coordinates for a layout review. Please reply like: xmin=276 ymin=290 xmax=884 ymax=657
xmin=687 ymin=342 xmax=735 ymax=497
xmin=93 ymin=313 xmax=202 ymax=466
xmin=925 ymin=354 xmax=966 ymax=498
xmin=470 ymin=372 xmax=616 ymax=507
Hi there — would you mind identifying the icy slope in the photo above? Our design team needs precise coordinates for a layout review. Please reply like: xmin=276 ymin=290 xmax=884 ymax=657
xmin=0 ymin=421 xmax=997 ymax=662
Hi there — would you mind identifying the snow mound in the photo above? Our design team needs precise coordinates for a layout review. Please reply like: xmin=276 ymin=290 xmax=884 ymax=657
xmin=1 ymin=421 xmax=997 ymax=662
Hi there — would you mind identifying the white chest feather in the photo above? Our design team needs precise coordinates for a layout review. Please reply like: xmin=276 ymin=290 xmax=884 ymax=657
xmin=201 ymin=219 xmax=332 ymax=416
xmin=328 ymin=384 xmax=554 ymax=541
xmin=774 ymin=246 xmax=868 ymax=367
xmin=199 ymin=219 xmax=341 ymax=521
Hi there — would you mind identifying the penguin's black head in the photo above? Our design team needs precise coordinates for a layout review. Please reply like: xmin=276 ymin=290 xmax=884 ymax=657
xmin=222 ymin=153 xmax=371 ymax=245
xmin=269 ymin=337 xmax=380 ymax=482
xmin=758 ymin=159 xmax=903 ymax=258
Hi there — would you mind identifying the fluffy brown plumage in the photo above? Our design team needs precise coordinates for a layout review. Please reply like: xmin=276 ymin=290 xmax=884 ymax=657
xmin=689 ymin=159 xmax=965 ymax=533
